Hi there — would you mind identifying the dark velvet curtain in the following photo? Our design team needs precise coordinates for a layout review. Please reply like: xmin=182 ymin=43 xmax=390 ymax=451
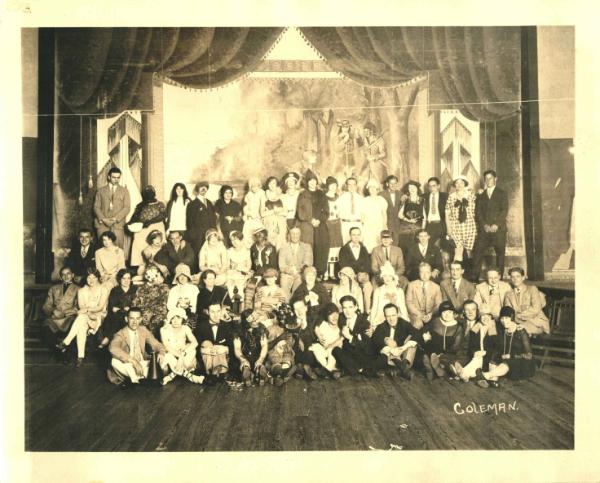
xmin=298 ymin=27 xmax=521 ymax=122
xmin=56 ymin=27 xmax=285 ymax=115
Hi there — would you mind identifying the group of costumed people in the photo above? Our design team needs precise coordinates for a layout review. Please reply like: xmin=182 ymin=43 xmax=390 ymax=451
xmin=42 ymin=131 xmax=550 ymax=388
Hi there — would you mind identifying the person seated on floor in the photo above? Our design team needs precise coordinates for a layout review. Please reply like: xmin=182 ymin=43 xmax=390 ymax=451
xmin=504 ymin=266 xmax=550 ymax=336
xmin=331 ymin=266 xmax=365 ymax=313
xmin=199 ymin=229 xmax=229 ymax=286
xmin=452 ymin=301 xmax=499 ymax=387
xmin=287 ymin=297 xmax=320 ymax=380
xmin=232 ymin=309 xmax=269 ymax=387
xmin=476 ymin=306 xmax=536 ymax=387
xmin=160 ymin=308 xmax=204 ymax=385
xmin=371 ymin=303 xmax=422 ymax=380
xmin=253 ymin=268 xmax=287 ymax=319
xmin=473 ymin=266 xmax=511 ymax=320
xmin=97 ymin=268 xmax=137 ymax=349
xmin=194 ymin=303 xmax=232 ymax=384
xmin=265 ymin=306 xmax=296 ymax=386
xmin=132 ymin=264 xmax=170 ymax=336
xmin=440 ymin=260 xmax=476 ymax=315
xmin=154 ymin=230 xmax=195 ymax=281
xmin=369 ymin=262 xmax=409 ymax=329
xmin=336 ymin=295 xmax=379 ymax=378
xmin=107 ymin=306 xmax=166 ymax=386
xmin=41 ymin=266 xmax=79 ymax=343
xmin=370 ymin=230 xmax=409 ymax=290
xmin=421 ymin=300 xmax=464 ymax=381
xmin=278 ymin=226 xmax=313 ymax=300
xmin=338 ymin=227 xmax=374 ymax=313
xmin=64 ymin=228 xmax=98 ymax=285
xmin=405 ymin=262 xmax=443 ymax=329
xmin=56 ymin=268 xmax=109 ymax=367
xmin=405 ymin=229 xmax=443 ymax=282
xmin=309 ymin=303 xmax=344 ymax=379
xmin=167 ymin=263 xmax=199 ymax=330
xmin=291 ymin=265 xmax=331 ymax=322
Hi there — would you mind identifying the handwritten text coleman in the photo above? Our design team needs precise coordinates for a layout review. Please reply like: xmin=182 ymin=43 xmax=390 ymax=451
xmin=453 ymin=401 xmax=518 ymax=415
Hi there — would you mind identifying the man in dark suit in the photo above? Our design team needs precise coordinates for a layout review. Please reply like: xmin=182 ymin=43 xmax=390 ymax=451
xmin=65 ymin=228 xmax=98 ymax=284
xmin=154 ymin=230 xmax=196 ymax=278
xmin=440 ymin=260 xmax=476 ymax=312
xmin=380 ymin=175 xmax=403 ymax=243
xmin=472 ymin=170 xmax=509 ymax=280
xmin=338 ymin=227 xmax=373 ymax=313
xmin=250 ymin=228 xmax=278 ymax=276
xmin=194 ymin=303 xmax=233 ymax=383
xmin=332 ymin=295 xmax=378 ymax=377
xmin=93 ymin=167 xmax=131 ymax=249
xmin=186 ymin=181 xmax=217 ymax=256
xmin=423 ymin=177 xmax=448 ymax=247
xmin=406 ymin=229 xmax=443 ymax=281
xmin=372 ymin=303 xmax=423 ymax=380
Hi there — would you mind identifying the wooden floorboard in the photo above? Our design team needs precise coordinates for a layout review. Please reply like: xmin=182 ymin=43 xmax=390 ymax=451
xmin=24 ymin=364 xmax=574 ymax=451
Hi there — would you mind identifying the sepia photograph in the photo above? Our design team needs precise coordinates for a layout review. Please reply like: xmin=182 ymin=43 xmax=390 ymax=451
xmin=19 ymin=24 xmax=576 ymax=454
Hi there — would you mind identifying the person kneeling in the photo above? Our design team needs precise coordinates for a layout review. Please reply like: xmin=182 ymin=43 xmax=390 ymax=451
xmin=107 ymin=307 xmax=166 ymax=386
xmin=232 ymin=310 xmax=269 ymax=387
xmin=195 ymin=303 xmax=232 ymax=384
xmin=160 ymin=308 xmax=204 ymax=385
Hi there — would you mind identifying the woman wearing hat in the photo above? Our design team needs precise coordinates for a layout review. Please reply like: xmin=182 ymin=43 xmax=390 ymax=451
xmin=128 ymin=185 xmax=166 ymax=270
xmin=199 ymin=229 xmax=229 ymax=286
xmin=242 ymin=177 xmax=266 ymax=248
xmin=253 ymin=268 xmax=287 ymax=318
xmin=296 ymin=171 xmax=330 ymax=277
xmin=214 ymin=185 xmax=243 ymax=248
xmin=361 ymin=179 xmax=388 ymax=253
xmin=331 ymin=266 xmax=365 ymax=313
xmin=261 ymin=177 xmax=288 ymax=251
xmin=160 ymin=308 xmax=204 ymax=385
xmin=421 ymin=300 xmax=464 ymax=380
xmin=397 ymin=180 xmax=426 ymax=252
xmin=369 ymin=262 xmax=409 ymax=328
xmin=281 ymin=172 xmax=301 ymax=230
xmin=291 ymin=266 xmax=331 ymax=321
xmin=445 ymin=175 xmax=477 ymax=264
xmin=167 ymin=263 xmax=200 ymax=330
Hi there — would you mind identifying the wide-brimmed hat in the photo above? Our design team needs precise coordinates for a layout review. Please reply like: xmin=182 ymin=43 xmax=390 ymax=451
xmin=173 ymin=263 xmax=192 ymax=284
xmin=452 ymin=175 xmax=470 ymax=187
xmin=282 ymin=172 xmax=300 ymax=185
xmin=205 ymin=228 xmax=220 ymax=242
xmin=499 ymin=306 xmax=516 ymax=319
xmin=338 ymin=266 xmax=356 ymax=279
xmin=167 ymin=307 xmax=188 ymax=322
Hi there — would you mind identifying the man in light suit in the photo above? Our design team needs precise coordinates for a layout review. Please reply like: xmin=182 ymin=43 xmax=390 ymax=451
xmin=108 ymin=307 xmax=166 ymax=385
xmin=380 ymin=175 xmax=402 ymax=244
xmin=371 ymin=230 xmax=408 ymax=290
xmin=42 ymin=266 xmax=79 ymax=337
xmin=440 ymin=260 xmax=476 ymax=313
xmin=93 ymin=167 xmax=131 ymax=249
xmin=423 ymin=177 xmax=449 ymax=247
xmin=473 ymin=266 xmax=511 ymax=320
xmin=504 ymin=267 xmax=550 ymax=335
xmin=278 ymin=227 xmax=314 ymax=299
xmin=405 ymin=229 xmax=443 ymax=281
xmin=405 ymin=262 xmax=443 ymax=329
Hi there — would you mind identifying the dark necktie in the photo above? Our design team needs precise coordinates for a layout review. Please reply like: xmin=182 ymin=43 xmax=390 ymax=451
xmin=62 ymin=283 xmax=70 ymax=295
xmin=385 ymin=247 xmax=389 ymax=261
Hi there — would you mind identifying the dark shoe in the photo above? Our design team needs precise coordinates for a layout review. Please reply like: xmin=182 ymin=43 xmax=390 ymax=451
xmin=75 ymin=357 xmax=84 ymax=368
xmin=56 ymin=341 xmax=67 ymax=352
xmin=314 ymin=367 xmax=329 ymax=378
xmin=331 ymin=370 xmax=342 ymax=380
xmin=488 ymin=380 xmax=499 ymax=388
xmin=447 ymin=362 xmax=459 ymax=379
xmin=242 ymin=367 xmax=252 ymax=387
xmin=274 ymin=376 xmax=284 ymax=387
xmin=303 ymin=364 xmax=318 ymax=380
xmin=475 ymin=368 xmax=489 ymax=388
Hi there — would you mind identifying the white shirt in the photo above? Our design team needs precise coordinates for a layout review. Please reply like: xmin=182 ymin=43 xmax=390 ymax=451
xmin=389 ymin=191 xmax=397 ymax=207
xmin=127 ymin=328 xmax=142 ymax=360
xmin=339 ymin=191 xmax=364 ymax=221
xmin=211 ymin=324 xmax=218 ymax=340
xmin=350 ymin=243 xmax=361 ymax=260
xmin=452 ymin=278 xmax=462 ymax=292
xmin=486 ymin=186 xmax=496 ymax=198
xmin=428 ymin=192 xmax=441 ymax=222
xmin=419 ymin=243 xmax=428 ymax=257
xmin=169 ymin=198 xmax=188 ymax=231
xmin=389 ymin=325 xmax=396 ymax=341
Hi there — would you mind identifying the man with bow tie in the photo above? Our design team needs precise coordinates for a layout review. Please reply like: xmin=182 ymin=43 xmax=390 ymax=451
xmin=93 ymin=167 xmax=130 ymax=249
xmin=440 ymin=260 xmax=476 ymax=313
xmin=503 ymin=267 xmax=550 ymax=335
xmin=194 ymin=303 xmax=232 ymax=384
xmin=473 ymin=267 xmax=511 ymax=320
xmin=42 ymin=266 xmax=79 ymax=340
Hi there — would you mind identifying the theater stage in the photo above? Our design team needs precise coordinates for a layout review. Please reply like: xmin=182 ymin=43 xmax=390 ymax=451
xmin=25 ymin=362 xmax=573 ymax=451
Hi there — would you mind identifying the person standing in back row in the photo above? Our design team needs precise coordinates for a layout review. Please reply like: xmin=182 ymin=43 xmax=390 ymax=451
xmin=93 ymin=167 xmax=131 ymax=249
xmin=471 ymin=170 xmax=508 ymax=281
xmin=186 ymin=181 xmax=217 ymax=258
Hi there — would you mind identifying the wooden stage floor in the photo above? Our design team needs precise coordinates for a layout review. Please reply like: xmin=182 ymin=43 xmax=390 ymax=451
xmin=25 ymin=362 xmax=574 ymax=451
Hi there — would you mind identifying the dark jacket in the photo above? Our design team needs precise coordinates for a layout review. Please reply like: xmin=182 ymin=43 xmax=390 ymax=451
xmin=291 ymin=282 xmax=331 ymax=321
xmin=250 ymin=243 xmax=278 ymax=275
xmin=405 ymin=242 xmax=444 ymax=280
xmin=475 ymin=187 xmax=508 ymax=232
xmin=186 ymin=198 xmax=217 ymax=252
xmin=339 ymin=242 xmax=371 ymax=275
xmin=372 ymin=318 xmax=423 ymax=354
xmin=65 ymin=242 xmax=99 ymax=279
xmin=339 ymin=312 xmax=373 ymax=355
xmin=154 ymin=240 xmax=196 ymax=275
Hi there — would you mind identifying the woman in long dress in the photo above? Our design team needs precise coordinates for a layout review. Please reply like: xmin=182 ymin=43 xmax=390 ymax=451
xmin=198 ymin=229 xmax=229 ymax=286
xmin=165 ymin=182 xmax=191 ymax=236
xmin=397 ymin=181 xmax=426 ymax=252
xmin=215 ymin=184 xmax=243 ymax=248
xmin=261 ymin=177 xmax=288 ymax=251
xmin=445 ymin=175 xmax=477 ymax=263
xmin=361 ymin=179 xmax=388 ymax=253
xmin=128 ymin=185 xmax=166 ymax=269
xmin=242 ymin=177 xmax=266 ymax=248
xmin=281 ymin=172 xmax=301 ymax=230
xmin=324 ymin=176 xmax=343 ymax=279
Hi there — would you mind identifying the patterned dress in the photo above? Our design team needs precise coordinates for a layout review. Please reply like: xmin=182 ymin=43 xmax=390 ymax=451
xmin=325 ymin=193 xmax=343 ymax=248
xmin=446 ymin=191 xmax=477 ymax=251
xmin=133 ymin=282 xmax=170 ymax=334
xmin=129 ymin=201 xmax=167 ymax=266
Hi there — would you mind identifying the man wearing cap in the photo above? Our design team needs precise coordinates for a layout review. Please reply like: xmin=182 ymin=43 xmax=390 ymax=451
xmin=423 ymin=177 xmax=448 ymax=247
xmin=440 ymin=260 xmax=476 ymax=312
xmin=405 ymin=229 xmax=444 ymax=281
xmin=405 ymin=262 xmax=443 ymax=329
xmin=185 ymin=181 xmax=217 ymax=256
xmin=471 ymin=170 xmax=509 ymax=281
xmin=380 ymin=175 xmax=403 ymax=243
xmin=338 ymin=227 xmax=374 ymax=314
xmin=154 ymin=230 xmax=196 ymax=279
xmin=93 ymin=167 xmax=131 ymax=249
xmin=371 ymin=230 xmax=408 ymax=290
xmin=338 ymin=177 xmax=364 ymax=245
xmin=278 ymin=226 xmax=313 ymax=300
xmin=503 ymin=267 xmax=550 ymax=335
xmin=473 ymin=266 xmax=511 ymax=320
